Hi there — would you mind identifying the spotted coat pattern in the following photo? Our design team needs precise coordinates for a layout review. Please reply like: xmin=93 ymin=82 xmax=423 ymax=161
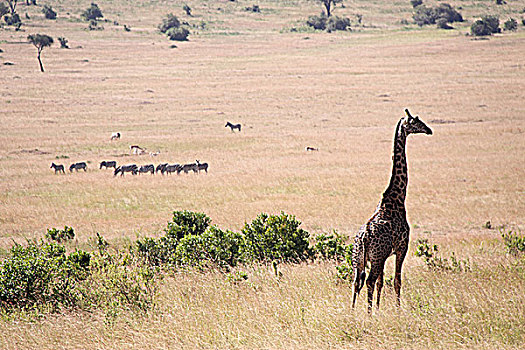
xmin=352 ymin=109 xmax=432 ymax=312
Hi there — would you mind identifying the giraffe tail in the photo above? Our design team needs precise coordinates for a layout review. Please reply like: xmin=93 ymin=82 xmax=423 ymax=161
xmin=352 ymin=235 xmax=367 ymax=308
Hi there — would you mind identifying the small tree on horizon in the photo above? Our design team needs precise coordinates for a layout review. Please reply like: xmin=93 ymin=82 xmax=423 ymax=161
xmin=317 ymin=0 xmax=342 ymax=17
xmin=27 ymin=34 xmax=53 ymax=72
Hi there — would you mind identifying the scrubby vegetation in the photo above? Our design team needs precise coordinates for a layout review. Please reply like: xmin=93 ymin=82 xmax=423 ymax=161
xmin=81 ymin=3 xmax=103 ymax=22
xmin=412 ymin=3 xmax=463 ymax=28
xmin=306 ymin=14 xmax=350 ymax=31
xmin=158 ymin=13 xmax=190 ymax=41
xmin=471 ymin=15 xmax=501 ymax=36
xmin=0 ymin=211 xmax=353 ymax=316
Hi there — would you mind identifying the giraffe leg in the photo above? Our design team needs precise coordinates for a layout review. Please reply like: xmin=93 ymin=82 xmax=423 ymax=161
xmin=366 ymin=263 xmax=382 ymax=314
xmin=376 ymin=267 xmax=384 ymax=309
xmin=394 ymin=250 xmax=407 ymax=307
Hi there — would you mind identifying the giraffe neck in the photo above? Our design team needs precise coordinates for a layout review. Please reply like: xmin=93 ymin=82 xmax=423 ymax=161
xmin=381 ymin=118 xmax=408 ymax=209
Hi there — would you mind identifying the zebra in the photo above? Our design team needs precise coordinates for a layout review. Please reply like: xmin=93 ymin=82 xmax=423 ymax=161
xmin=162 ymin=164 xmax=181 ymax=175
xmin=138 ymin=164 xmax=155 ymax=175
xmin=100 ymin=160 xmax=117 ymax=169
xmin=179 ymin=163 xmax=198 ymax=174
xmin=69 ymin=162 xmax=87 ymax=172
xmin=50 ymin=163 xmax=65 ymax=174
xmin=156 ymin=163 xmax=168 ymax=174
xmin=225 ymin=122 xmax=241 ymax=132
xmin=110 ymin=132 xmax=121 ymax=141
xmin=195 ymin=160 xmax=208 ymax=174
xmin=114 ymin=164 xmax=138 ymax=176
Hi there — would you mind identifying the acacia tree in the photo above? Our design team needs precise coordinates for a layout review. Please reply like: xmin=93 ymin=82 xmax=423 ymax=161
xmin=318 ymin=0 xmax=342 ymax=17
xmin=27 ymin=34 xmax=53 ymax=72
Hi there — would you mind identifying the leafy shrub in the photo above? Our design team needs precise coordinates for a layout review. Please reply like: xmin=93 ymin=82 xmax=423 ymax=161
xmin=81 ymin=3 xmax=103 ymax=21
xmin=471 ymin=16 xmax=500 ymax=36
xmin=242 ymin=212 xmax=310 ymax=263
xmin=306 ymin=14 xmax=327 ymax=30
xmin=326 ymin=16 xmax=350 ymax=32
xmin=413 ymin=3 xmax=462 ymax=27
xmin=313 ymin=231 xmax=346 ymax=261
xmin=158 ymin=13 xmax=181 ymax=33
xmin=42 ymin=5 xmax=56 ymax=20
xmin=437 ymin=17 xmax=453 ymax=29
xmin=46 ymin=226 xmax=75 ymax=243
xmin=165 ymin=210 xmax=211 ymax=240
xmin=85 ymin=249 xmax=157 ymax=320
xmin=414 ymin=239 xmax=470 ymax=272
xmin=0 ymin=240 xmax=90 ymax=311
xmin=504 ymin=18 xmax=518 ymax=31
xmin=175 ymin=226 xmax=245 ymax=269
xmin=410 ymin=0 xmax=423 ymax=8
xmin=501 ymin=228 xmax=525 ymax=256
xmin=335 ymin=243 xmax=354 ymax=282
xmin=226 ymin=270 xmax=248 ymax=284
xmin=166 ymin=27 xmax=190 ymax=41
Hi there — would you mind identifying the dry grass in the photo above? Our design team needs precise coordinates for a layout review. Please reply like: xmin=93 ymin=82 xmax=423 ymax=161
xmin=0 ymin=0 xmax=524 ymax=348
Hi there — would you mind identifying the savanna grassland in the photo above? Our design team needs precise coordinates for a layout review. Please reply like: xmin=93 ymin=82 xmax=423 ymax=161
xmin=0 ymin=0 xmax=524 ymax=348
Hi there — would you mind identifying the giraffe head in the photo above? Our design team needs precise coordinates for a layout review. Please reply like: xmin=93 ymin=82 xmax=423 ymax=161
xmin=403 ymin=109 xmax=433 ymax=135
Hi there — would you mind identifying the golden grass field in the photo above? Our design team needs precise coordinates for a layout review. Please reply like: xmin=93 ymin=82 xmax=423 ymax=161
xmin=0 ymin=0 xmax=524 ymax=348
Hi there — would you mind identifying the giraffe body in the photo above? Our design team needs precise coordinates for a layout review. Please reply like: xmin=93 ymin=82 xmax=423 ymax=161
xmin=352 ymin=109 xmax=432 ymax=312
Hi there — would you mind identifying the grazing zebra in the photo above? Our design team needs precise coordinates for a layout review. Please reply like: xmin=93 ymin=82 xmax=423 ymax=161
xmin=111 ymin=132 xmax=121 ymax=141
xmin=114 ymin=164 xmax=138 ymax=176
xmin=225 ymin=122 xmax=241 ymax=132
xmin=195 ymin=160 xmax=208 ymax=174
xmin=305 ymin=146 xmax=319 ymax=152
xmin=156 ymin=163 xmax=168 ymax=174
xmin=180 ymin=163 xmax=198 ymax=174
xmin=130 ymin=145 xmax=146 ymax=155
xmin=100 ymin=160 xmax=117 ymax=169
xmin=162 ymin=164 xmax=181 ymax=175
xmin=50 ymin=163 xmax=65 ymax=174
xmin=69 ymin=162 xmax=87 ymax=172
xmin=138 ymin=164 xmax=155 ymax=175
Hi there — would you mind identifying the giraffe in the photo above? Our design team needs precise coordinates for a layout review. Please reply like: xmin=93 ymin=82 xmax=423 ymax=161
xmin=352 ymin=109 xmax=432 ymax=313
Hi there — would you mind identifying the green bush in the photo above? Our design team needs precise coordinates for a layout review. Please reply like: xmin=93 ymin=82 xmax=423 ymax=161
xmin=0 ymin=240 xmax=90 ymax=311
xmin=313 ymin=231 xmax=346 ymax=261
xmin=81 ymin=3 xmax=103 ymax=21
xmin=471 ymin=15 xmax=500 ymax=36
xmin=501 ymin=229 xmax=525 ymax=256
xmin=413 ymin=3 xmax=462 ymax=27
xmin=504 ymin=18 xmax=518 ymax=31
xmin=166 ymin=27 xmax=190 ymax=41
xmin=165 ymin=210 xmax=211 ymax=239
xmin=42 ymin=5 xmax=56 ymax=20
xmin=175 ymin=226 xmax=245 ymax=269
xmin=306 ymin=14 xmax=327 ymax=30
xmin=335 ymin=243 xmax=353 ymax=282
xmin=242 ymin=212 xmax=310 ymax=263
xmin=158 ymin=13 xmax=181 ymax=33
xmin=327 ymin=16 xmax=350 ymax=32
xmin=45 ymin=226 xmax=75 ymax=243
xmin=414 ymin=239 xmax=470 ymax=272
